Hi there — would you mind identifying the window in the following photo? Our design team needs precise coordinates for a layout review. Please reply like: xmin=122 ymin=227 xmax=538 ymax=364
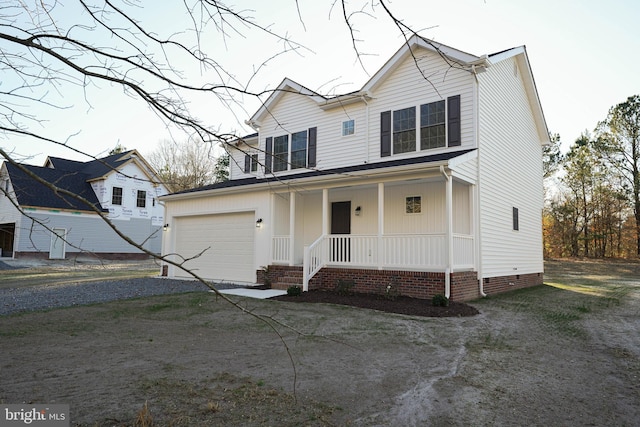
xmin=137 ymin=190 xmax=146 ymax=208
xmin=266 ymin=127 xmax=317 ymax=172
xmin=244 ymin=153 xmax=259 ymax=173
xmin=393 ymin=107 xmax=416 ymax=154
xmin=406 ymin=196 xmax=422 ymax=214
xmin=380 ymin=95 xmax=461 ymax=157
xmin=290 ymin=130 xmax=307 ymax=169
xmin=342 ymin=119 xmax=355 ymax=136
xmin=273 ymin=135 xmax=289 ymax=172
xmin=420 ymin=100 xmax=445 ymax=150
xmin=112 ymin=187 xmax=123 ymax=205
xmin=513 ymin=207 xmax=519 ymax=231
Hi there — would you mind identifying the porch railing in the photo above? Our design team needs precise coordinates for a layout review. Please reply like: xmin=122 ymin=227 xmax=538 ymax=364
xmin=272 ymin=235 xmax=290 ymax=264
xmin=301 ymin=233 xmax=474 ymax=290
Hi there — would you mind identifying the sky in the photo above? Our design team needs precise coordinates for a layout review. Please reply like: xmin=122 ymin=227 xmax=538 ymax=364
xmin=3 ymin=0 xmax=639 ymax=165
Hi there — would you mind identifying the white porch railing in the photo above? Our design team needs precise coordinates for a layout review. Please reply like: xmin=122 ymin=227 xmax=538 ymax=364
xmin=272 ymin=235 xmax=290 ymax=264
xmin=300 ymin=233 xmax=474 ymax=290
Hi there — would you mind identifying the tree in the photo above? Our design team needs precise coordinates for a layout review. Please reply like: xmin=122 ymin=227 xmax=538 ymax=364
xmin=596 ymin=95 xmax=640 ymax=255
xmin=543 ymin=133 xmax=563 ymax=180
xmin=146 ymin=139 xmax=226 ymax=192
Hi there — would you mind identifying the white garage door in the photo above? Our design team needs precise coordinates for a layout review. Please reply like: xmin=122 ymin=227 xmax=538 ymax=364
xmin=174 ymin=212 xmax=255 ymax=283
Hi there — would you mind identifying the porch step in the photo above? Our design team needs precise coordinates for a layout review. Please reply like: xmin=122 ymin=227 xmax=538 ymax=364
xmin=271 ymin=269 xmax=303 ymax=290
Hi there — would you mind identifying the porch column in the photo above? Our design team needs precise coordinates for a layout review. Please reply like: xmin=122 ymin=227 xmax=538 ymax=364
xmin=322 ymin=188 xmax=329 ymax=236
xmin=444 ymin=169 xmax=453 ymax=298
xmin=378 ymin=182 xmax=384 ymax=270
xmin=289 ymin=191 xmax=296 ymax=266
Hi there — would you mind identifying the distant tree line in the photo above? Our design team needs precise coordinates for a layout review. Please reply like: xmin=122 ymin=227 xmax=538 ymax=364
xmin=544 ymin=95 xmax=640 ymax=259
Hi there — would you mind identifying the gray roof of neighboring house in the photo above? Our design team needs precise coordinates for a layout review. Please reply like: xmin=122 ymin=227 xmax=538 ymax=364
xmin=4 ymin=151 xmax=144 ymax=213
xmin=46 ymin=150 xmax=137 ymax=180
xmin=5 ymin=162 xmax=107 ymax=213
xmin=170 ymin=148 xmax=476 ymax=196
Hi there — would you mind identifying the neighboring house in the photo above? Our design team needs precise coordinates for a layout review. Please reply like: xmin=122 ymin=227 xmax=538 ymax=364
xmin=160 ymin=36 xmax=549 ymax=301
xmin=0 ymin=150 xmax=168 ymax=259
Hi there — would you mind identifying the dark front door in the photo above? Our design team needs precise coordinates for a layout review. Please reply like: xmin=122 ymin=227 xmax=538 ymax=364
xmin=0 ymin=223 xmax=15 ymax=257
xmin=331 ymin=201 xmax=351 ymax=262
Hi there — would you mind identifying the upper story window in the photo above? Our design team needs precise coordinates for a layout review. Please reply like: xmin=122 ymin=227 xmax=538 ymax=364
xmin=342 ymin=119 xmax=355 ymax=136
xmin=393 ymin=107 xmax=416 ymax=154
xmin=112 ymin=187 xmax=123 ymax=205
xmin=136 ymin=190 xmax=146 ymax=208
xmin=244 ymin=153 xmax=259 ymax=173
xmin=290 ymin=131 xmax=308 ymax=169
xmin=265 ymin=127 xmax=317 ymax=174
xmin=420 ymin=100 xmax=445 ymax=150
xmin=381 ymin=95 xmax=461 ymax=157
xmin=273 ymin=135 xmax=289 ymax=172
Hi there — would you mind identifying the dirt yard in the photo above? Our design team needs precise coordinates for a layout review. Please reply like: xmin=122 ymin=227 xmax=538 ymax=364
xmin=1 ymin=259 xmax=639 ymax=426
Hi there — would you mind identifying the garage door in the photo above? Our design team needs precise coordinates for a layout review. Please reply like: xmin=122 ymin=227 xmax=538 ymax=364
xmin=174 ymin=212 xmax=255 ymax=283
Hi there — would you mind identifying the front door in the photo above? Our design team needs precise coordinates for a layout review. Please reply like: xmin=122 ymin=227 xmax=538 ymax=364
xmin=0 ymin=223 xmax=15 ymax=257
xmin=331 ymin=201 xmax=351 ymax=262
xmin=49 ymin=228 xmax=66 ymax=259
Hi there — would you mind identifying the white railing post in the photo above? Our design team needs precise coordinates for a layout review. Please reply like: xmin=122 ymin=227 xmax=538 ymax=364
xmin=303 ymin=244 xmax=310 ymax=292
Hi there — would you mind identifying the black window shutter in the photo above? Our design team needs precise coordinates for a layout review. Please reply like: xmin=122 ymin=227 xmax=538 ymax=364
xmin=380 ymin=110 xmax=391 ymax=157
xmin=244 ymin=153 xmax=251 ymax=173
xmin=265 ymin=137 xmax=273 ymax=173
xmin=308 ymin=127 xmax=317 ymax=167
xmin=448 ymin=95 xmax=461 ymax=147
xmin=513 ymin=207 xmax=519 ymax=231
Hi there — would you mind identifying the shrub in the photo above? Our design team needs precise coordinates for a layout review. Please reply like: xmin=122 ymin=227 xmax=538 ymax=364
xmin=432 ymin=294 xmax=449 ymax=307
xmin=287 ymin=285 xmax=302 ymax=296
xmin=335 ymin=279 xmax=355 ymax=296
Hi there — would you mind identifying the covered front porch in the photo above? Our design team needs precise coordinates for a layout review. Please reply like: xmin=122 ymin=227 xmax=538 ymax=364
xmin=267 ymin=164 xmax=478 ymax=298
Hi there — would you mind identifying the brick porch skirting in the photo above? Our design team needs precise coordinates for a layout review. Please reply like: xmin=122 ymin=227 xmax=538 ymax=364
xmin=259 ymin=266 xmax=543 ymax=302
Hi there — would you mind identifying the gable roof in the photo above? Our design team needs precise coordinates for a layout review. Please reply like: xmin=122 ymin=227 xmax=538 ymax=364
xmin=5 ymin=162 xmax=107 ymax=213
xmin=247 ymin=36 xmax=491 ymax=128
xmin=487 ymin=46 xmax=550 ymax=144
xmin=163 ymin=149 xmax=476 ymax=200
xmin=44 ymin=149 xmax=161 ymax=183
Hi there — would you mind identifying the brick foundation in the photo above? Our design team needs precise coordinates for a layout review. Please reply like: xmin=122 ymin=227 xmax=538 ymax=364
xmin=258 ymin=266 xmax=543 ymax=302
xmin=482 ymin=272 xmax=543 ymax=295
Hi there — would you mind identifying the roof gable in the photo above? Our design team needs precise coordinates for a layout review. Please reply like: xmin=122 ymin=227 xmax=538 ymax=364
xmin=247 ymin=36 xmax=490 ymax=127
xmin=487 ymin=46 xmax=550 ymax=144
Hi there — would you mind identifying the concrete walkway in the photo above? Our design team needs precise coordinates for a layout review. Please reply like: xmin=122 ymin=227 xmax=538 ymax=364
xmin=217 ymin=288 xmax=287 ymax=299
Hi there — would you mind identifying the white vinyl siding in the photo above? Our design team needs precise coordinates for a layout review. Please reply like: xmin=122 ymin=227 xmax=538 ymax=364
xmin=367 ymin=47 xmax=475 ymax=162
xmin=14 ymin=213 xmax=163 ymax=254
xmin=477 ymin=56 xmax=544 ymax=277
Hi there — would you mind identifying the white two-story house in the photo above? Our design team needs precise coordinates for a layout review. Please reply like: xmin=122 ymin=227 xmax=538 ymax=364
xmin=160 ymin=36 xmax=549 ymax=301
xmin=0 ymin=150 xmax=167 ymax=259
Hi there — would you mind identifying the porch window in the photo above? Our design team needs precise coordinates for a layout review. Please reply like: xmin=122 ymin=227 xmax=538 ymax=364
xmin=290 ymin=130 xmax=307 ymax=169
xmin=136 ymin=190 xmax=146 ymax=208
xmin=420 ymin=100 xmax=445 ymax=149
xmin=406 ymin=196 xmax=422 ymax=214
xmin=112 ymin=187 xmax=123 ymax=205
xmin=273 ymin=135 xmax=289 ymax=172
xmin=393 ymin=107 xmax=416 ymax=154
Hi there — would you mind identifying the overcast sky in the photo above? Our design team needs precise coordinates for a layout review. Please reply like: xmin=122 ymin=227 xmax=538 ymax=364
xmin=5 ymin=0 xmax=639 ymax=165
